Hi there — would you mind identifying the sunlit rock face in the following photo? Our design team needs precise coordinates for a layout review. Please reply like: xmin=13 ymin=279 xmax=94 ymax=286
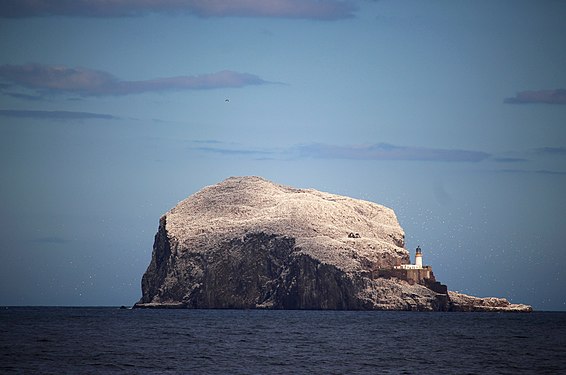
xmin=135 ymin=176 xmax=531 ymax=312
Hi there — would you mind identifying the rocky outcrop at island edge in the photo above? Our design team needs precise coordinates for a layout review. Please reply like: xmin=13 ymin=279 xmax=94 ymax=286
xmin=448 ymin=291 xmax=532 ymax=312
xmin=135 ymin=176 xmax=531 ymax=312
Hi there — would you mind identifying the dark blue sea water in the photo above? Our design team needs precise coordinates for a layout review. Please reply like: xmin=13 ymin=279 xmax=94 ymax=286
xmin=1 ymin=308 xmax=565 ymax=374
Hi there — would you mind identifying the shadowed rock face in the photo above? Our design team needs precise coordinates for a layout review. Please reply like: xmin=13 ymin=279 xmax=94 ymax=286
xmin=135 ymin=176 xmax=531 ymax=312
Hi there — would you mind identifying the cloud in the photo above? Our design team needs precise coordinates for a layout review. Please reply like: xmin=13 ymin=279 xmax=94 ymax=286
xmin=0 ymin=109 xmax=118 ymax=120
xmin=295 ymin=143 xmax=490 ymax=162
xmin=192 ymin=141 xmax=491 ymax=163
xmin=533 ymin=170 xmax=566 ymax=176
xmin=0 ymin=64 xmax=271 ymax=97
xmin=490 ymin=157 xmax=528 ymax=163
xmin=499 ymin=169 xmax=566 ymax=176
xmin=0 ymin=0 xmax=356 ymax=20
xmin=534 ymin=147 xmax=566 ymax=156
xmin=504 ymin=89 xmax=566 ymax=105
xmin=4 ymin=92 xmax=44 ymax=101
xmin=190 ymin=140 xmax=278 ymax=159
xmin=190 ymin=139 xmax=224 ymax=145
xmin=193 ymin=146 xmax=275 ymax=157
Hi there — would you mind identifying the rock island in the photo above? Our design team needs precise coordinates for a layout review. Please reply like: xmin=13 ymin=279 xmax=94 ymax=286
xmin=135 ymin=176 xmax=531 ymax=312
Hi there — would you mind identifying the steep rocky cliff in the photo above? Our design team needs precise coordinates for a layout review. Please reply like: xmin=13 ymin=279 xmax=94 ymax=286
xmin=135 ymin=176 xmax=531 ymax=312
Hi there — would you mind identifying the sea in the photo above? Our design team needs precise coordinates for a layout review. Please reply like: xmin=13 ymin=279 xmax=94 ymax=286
xmin=1 ymin=307 xmax=565 ymax=374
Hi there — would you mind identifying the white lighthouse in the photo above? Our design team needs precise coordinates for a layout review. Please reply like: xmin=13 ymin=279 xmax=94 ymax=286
xmin=415 ymin=246 xmax=423 ymax=268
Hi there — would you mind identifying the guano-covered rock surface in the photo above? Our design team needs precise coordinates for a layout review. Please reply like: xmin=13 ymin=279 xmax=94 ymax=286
xmin=135 ymin=176 xmax=531 ymax=312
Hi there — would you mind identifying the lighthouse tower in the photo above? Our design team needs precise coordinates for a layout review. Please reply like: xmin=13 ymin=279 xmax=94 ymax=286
xmin=415 ymin=246 xmax=423 ymax=268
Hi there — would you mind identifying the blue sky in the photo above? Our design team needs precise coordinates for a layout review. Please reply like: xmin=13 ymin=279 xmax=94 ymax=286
xmin=0 ymin=0 xmax=565 ymax=310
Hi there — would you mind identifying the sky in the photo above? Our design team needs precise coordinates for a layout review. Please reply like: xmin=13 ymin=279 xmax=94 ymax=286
xmin=0 ymin=0 xmax=565 ymax=310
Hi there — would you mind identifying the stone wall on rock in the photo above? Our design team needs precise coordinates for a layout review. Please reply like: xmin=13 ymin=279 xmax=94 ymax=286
xmin=377 ymin=267 xmax=448 ymax=295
